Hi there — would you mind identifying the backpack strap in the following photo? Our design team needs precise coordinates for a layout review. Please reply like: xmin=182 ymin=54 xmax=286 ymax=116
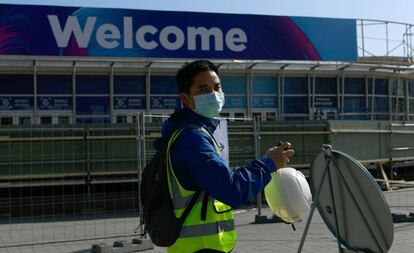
xmin=179 ymin=190 xmax=202 ymax=222
xmin=167 ymin=125 xmax=219 ymax=223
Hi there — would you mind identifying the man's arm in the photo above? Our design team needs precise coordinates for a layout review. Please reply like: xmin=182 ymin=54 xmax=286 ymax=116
xmin=171 ymin=128 xmax=285 ymax=208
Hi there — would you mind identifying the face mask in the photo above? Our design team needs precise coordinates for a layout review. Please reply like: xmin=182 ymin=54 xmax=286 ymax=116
xmin=193 ymin=91 xmax=225 ymax=118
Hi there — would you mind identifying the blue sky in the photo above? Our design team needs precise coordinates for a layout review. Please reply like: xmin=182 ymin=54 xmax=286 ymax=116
xmin=0 ymin=0 xmax=412 ymax=24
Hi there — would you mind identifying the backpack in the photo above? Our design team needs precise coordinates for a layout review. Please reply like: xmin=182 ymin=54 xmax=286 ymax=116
xmin=138 ymin=126 xmax=202 ymax=247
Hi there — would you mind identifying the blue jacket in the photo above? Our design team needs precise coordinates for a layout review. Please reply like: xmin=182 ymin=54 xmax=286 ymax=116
xmin=154 ymin=108 xmax=277 ymax=208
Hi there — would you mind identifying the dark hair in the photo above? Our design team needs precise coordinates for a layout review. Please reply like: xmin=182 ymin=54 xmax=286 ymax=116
xmin=176 ymin=60 xmax=219 ymax=94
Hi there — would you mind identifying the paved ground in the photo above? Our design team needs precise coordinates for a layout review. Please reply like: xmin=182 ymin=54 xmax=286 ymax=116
xmin=1 ymin=189 xmax=413 ymax=252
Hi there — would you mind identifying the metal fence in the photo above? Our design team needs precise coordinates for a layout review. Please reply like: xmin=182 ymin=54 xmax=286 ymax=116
xmin=0 ymin=113 xmax=413 ymax=248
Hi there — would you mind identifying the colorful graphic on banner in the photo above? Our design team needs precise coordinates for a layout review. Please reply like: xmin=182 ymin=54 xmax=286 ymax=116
xmin=38 ymin=97 xmax=72 ymax=110
xmin=0 ymin=4 xmax=357 ymax=61
xmin=0 ymin=97 xmax=33 ymax=110
xmin=114 ymin=96 xmax=145 ymax=109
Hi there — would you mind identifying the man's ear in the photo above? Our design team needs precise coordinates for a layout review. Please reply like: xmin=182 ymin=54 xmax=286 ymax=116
xmin=179 ymin=92 xmax=194 ymax=109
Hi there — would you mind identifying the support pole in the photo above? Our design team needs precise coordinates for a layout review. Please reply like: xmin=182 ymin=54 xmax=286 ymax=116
xmin=297 ymin=145 xmax=333 ymax=252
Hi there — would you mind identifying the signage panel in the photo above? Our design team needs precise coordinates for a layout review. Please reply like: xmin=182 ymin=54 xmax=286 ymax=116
xmin=0 ymin=4 xmax=357 ymax=61
xmin=0 ymin=97 xmax=33 ymax=110
xmin=114 ymin=96 xmax=145 ymax=109
xmin=38 ymin=96 xmax=73 ymax=110
xmin=150 ymin=96 xmax=180 ymax=109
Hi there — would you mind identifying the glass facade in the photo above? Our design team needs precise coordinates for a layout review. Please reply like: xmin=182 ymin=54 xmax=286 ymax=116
xmin=252 ymin=76 xmax=278 ymax=109
xmin=150 ymin=75 xmax=179 ymax=109
xmin=0 ymin=63 xmax=413 ymax=124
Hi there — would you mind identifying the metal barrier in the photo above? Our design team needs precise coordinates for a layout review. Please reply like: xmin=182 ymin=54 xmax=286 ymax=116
xmin=0 ymin=115 xmax=141 ymax=248
xmin=0 ymin=113 xmax=414 ymax=249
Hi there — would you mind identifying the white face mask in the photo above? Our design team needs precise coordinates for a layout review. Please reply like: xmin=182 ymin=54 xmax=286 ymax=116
xmin=193 ymin=91 xmax=225 ymax=118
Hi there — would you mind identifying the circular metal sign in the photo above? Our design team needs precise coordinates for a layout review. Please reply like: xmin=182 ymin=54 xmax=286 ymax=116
xmin=310 ymin=149 xmax=394 ymax=252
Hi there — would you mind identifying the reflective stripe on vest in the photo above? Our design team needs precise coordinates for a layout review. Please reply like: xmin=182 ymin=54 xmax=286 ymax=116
xmin=166 ymin=126 xmax=237 ymax=253
xmin=179 ymin=219 xmax=235 ymax=238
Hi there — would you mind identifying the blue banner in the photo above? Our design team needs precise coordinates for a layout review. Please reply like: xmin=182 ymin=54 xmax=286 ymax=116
xmin=114 ymin=96 xmax=145 ymax=109
xmin=0 ymin=4 xmax=357 ymax=61
xmin=252 ymin=96 xmax=278 ymax=108
xmin=0 ymin=96 xmax=33 ymax=110
xmin=224 ymin=96 xmax=247 ymax=109
xmin=314 ymin=96 xmax=337 ymax=108
xmin=38 ymin=96 xmax=72 ymax=110
xmin=150 ymin=96 xmax=180 ymax=109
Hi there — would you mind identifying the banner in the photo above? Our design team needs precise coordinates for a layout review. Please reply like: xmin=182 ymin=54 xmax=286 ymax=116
xmin=0 ymin=4 xmax=357 ymax=61
xmin=213 ymin=119 xmax=229 ymax=167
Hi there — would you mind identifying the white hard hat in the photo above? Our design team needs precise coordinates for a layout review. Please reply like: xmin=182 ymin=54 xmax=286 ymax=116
xmin=264 ymin=167 xmax=312 ymax=223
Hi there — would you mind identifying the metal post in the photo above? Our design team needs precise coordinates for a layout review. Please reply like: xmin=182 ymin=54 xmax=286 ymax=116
xmin=253 ymin=115 xmax=262 ymax=215
xmin=297 ymin=145 xmax=333 ymax=253
xmin=361 ymin=20 xmax=365 ymax=57
xmin=84 ymin=127 xmax=92 ymax=212
xmin=327 ymin=155 xmax=345 ymax=253
xmin=386 ymin=22 xmax=389 ymax=56
xmin=136 ymin=112 xmax=144 ymax=236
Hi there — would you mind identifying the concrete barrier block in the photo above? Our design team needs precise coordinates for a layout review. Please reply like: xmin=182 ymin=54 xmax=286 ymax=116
xmin=91 ymin=238 xmax=153 ymax=253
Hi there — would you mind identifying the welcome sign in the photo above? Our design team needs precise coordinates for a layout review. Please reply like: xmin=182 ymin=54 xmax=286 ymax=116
xmin=0 ymin=4 xmax=357 ymax=61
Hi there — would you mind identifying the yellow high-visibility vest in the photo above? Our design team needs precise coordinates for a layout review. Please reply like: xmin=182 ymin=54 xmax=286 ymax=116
xmin=166 ymin=127 xmax=237 ymax=253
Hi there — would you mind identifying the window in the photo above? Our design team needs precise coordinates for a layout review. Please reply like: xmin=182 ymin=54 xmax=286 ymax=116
xmin=223 ymin=96 xmax=247 ymax=109
xmin=368 ymin=79 xmax=388 ymax=95
xmin=374 ymin=97 xmax=389 ymax=113
xmin=284 ymin=77 xmax=307 ymax=94
xmin=0 ymin=75 xmax=33 ymax=94
xmin=150 ymin=76 xmax=178 ymax=94
xmin=234 ymin=112 xmax=245 ymax=121
xmin=266 ymin=112 xmax=276 ymax=121
xmin=315 ymin=77 xmax=336 ymax=94
xmin=252 ymin=76 xmax=278 ymax=109
xmin=58 ymin=116 xmax=70 ymax=124
xmin=252 ymin=76 xmax=277 ymax=94
xmin=40 ymin=117 xmax=52 ymax=124
xmin=0 ymin=117 xmax=12 ymax=125
xmin=409 ymin=81 xmax=414 ymax=97
xmin=391 ymin=80 xmax=405 ymax=96
xmin=344 ymin=78 xmax=365 ymax=94
xmin=37 ymin=75 xmax=72 ymax=94
xmin=116 ymin=116 xmax=127 ymax=123
xmin=344 ymin=97 xmax=366 ymax=113
xmin=76 ymin=97 xmax=110 ymax=115
xmin=221 ymin=76 xmax=246 ymax=94
xmin=284 ymin=97 xmax=308 ymax=114
xmin=252 ymin=112 xmax=262 ymax=121
xmin=114 ymin=76 xmax=145 ymax=94
xmin=19 ymin=117 xmax=31 ymax=125
xmin=76 ymin=75 xmax=109 ymax=94
xmin=220 ymin=112 xmax=230 ymax=118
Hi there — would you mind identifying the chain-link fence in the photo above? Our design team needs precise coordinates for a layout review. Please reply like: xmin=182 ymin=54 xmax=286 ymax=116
xmin=0 ymin=113 xmax=413 ymax=249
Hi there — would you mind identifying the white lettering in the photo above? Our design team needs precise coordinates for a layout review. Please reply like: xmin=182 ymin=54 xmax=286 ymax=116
xmin=187 ymin=27 xmax=223 ymax=51
xmin=159 ymin=26 xmax=185 ymax=51
xmin=123 ymin=17 xmax=133 ymax=49
xmin=136 ymin=25 xmax=158 ymax=50
xmin=225 ymin=28 xmax=247 ymax=52
xmin=47 ymin=15 xmax=247 ymax=52
xmin=47 ymin=15 xmax=96 ymax=48
xmin=96 ymin=24 xmax=120 ymax=49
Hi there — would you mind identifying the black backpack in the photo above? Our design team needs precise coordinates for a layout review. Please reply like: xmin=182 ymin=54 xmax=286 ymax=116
xmin=138 ymin=126 xmax=202 ymax=247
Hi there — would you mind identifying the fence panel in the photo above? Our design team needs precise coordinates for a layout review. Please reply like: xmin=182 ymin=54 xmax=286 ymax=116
xmin=0 ymin=116 xmax=140 ymax=248
xmin=0 ymin=114 xmax=413 ymax=249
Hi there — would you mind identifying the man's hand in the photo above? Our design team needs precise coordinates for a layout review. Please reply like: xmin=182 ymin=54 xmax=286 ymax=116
xmin=265 ymin=142 xmax=295 ymax=169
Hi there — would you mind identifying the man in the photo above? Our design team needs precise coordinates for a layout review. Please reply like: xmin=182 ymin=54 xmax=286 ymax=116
xmin=154 ymin=60 xmax=294 ymax=253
